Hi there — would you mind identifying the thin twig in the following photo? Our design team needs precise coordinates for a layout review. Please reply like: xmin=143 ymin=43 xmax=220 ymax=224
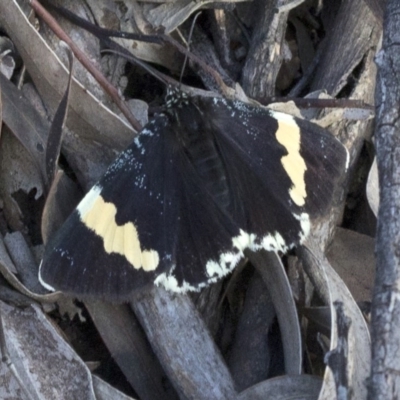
xmin=161 ymin=34 xmax=232 ymax=96
xmin=29 ymin=0 xmax=142 ymax=132
xmin=262 ymin=97 xmax=374 ymax=110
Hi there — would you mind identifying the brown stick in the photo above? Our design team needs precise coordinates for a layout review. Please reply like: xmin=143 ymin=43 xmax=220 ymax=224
xmin=29 ymin=0 xmax=142 ymax=132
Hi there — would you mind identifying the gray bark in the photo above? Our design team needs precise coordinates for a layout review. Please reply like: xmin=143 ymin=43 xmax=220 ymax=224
xmin=369 ymin=1 xmax=400 ymax=398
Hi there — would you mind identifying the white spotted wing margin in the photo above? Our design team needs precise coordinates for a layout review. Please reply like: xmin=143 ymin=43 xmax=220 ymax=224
xmin=39 ymin=94 xmax=348 ymax=301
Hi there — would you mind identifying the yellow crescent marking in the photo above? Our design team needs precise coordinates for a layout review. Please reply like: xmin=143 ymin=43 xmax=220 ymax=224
xmin=272 ymin=111 xmax=307 ymax=207
xmin=77 ymin=186 xmax=159 ymax=271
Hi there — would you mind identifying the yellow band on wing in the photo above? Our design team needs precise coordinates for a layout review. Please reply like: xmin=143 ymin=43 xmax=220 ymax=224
xmin=77 ymin=186 xmax=159 ymax=271
xmin=272 ymin=111 xmax=307 ymax=207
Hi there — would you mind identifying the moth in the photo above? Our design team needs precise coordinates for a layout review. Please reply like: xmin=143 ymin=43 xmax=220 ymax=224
xmin=39 ymin=89 xmax=348 ymax=301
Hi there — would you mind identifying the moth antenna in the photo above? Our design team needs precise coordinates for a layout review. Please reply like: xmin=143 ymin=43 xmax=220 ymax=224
xmin=179 ymin=12 xmax=202 ymax=89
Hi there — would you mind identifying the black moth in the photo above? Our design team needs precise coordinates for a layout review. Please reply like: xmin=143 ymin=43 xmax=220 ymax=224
xmin=39 ymin=89 xmax=348 ymax=301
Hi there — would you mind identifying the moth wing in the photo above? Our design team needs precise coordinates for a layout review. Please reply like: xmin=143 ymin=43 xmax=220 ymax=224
xmin=40 ymin=117 xmax=243 ymax=300
xmin=40 ymin=96 xmax=349 ymax=299
xmin=199 ymin=97 xmax=348 ymax=251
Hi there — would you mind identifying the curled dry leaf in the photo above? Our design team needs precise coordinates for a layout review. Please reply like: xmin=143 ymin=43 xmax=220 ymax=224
xmin=86 ymin=0 xmax=181 ymax=71
xmin=0 ymin=127 xmax=44 ymax=233
xmin=299 ymin=243 xmax=370 ymax=400
xmin=86 ymin=299 xmax=177 ymax=400
xmin=45 ymin=41 xmax=74 ymax=186
xmin=324 ymin=301 xmax=352 ymax=400
xmin=4 ymin=231 xmax=45 ymax=294
xmin=0 ymin=301 xmax=97 ymax=400
xmin=145 ymin=0 xmax=215 ymax=34
xmin=41 ymin=170 xmax=82 ymax=245
xmin=39 ymin=0 xmax=108 ymax=105
xmin=238 ymin=374 xmax=322 ymax=400
xmin=92 ymin=375 xmax=137 ymax=400
xmin=0 ymin=73 xmax=48 ymax=177
xmin=227 ymin=271 xmax=279 ymax=391
xmin=0 ymin=235 xmax=17 ymax=275
xmin=327 ymin=227 xmax=375 ymax=302
xmin=0 ymin=232 xmax=61 ymax=303
xmin=0 ymin=2 xmax=136 ymax=189
xmin=1 ymin=65 xmax=112 ymax=201
xmin=0 ymin=343 xmax=31 ymax=400
xmin=290 ymin=16 xmax=315 ymax=76
xmin=0 ymin=0 xmax=135 ymax=151
xmin=143 ymin=0 xmax=251 ymax=35
xmin=245 ymin=250 xmax=302 ymax=377
xmin=310 ymin=0 xmax=378 ymax=96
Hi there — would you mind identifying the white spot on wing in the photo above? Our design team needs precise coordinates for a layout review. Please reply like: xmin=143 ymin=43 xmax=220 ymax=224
xmin=232 ymin=230 xmax=256 ymax=251
xmin=154 ymin=273 xmax=180 ymax=291
xmin=261 ymin=232 xmax=288 ymax=253
xmin=77 ymin=185 xmax=102 ymax=217
xmin=154 ymin=210 xmax=311 ymax=293
xmin=294 ymin=212 xmax=311 ymax=242
xmin=232 ymin=211 xmax=310 ymax=255
xmin=206 ymin=251 xmax=243 ymax=279
xmin=154 ymin=272 xmax=208 ymax=292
